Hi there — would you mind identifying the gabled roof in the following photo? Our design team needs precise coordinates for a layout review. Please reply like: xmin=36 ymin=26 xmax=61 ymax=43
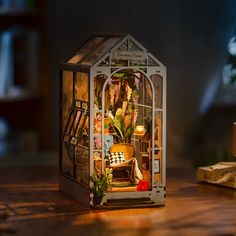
xmin=64 ymin=35 xmax=123 ymax=66
xmin=64 ymin=34 xmax=164 ymax=68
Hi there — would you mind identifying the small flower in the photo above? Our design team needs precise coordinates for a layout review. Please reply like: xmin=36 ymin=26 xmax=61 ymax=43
xmin=124 ymin=115 xmax=131 ymax=131
xmin=108 ymin=111 xmax=114 ymax=119
xmin=122 ymin=101 xmax=127 ymax=115
xmin=126 ymin=84 xmax=132 ymax=101
xmin=115 ymin=108 xmax=123 ymax=117
xmin=109 ymin=86 xmax=115 ymax=106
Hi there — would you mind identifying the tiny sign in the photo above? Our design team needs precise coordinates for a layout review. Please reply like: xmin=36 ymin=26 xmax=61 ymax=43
xmin=113 ymin=50 xmax=145 ymax=60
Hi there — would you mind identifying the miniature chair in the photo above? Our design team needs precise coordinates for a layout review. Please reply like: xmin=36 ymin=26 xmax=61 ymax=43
xmin=107 ymin=143 xmax=138 ymax=183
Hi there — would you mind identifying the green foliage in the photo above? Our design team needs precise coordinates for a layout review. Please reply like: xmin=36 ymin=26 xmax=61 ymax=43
xmin=111 ymin=115 xmax=125 ymax=142
xmin=113 ymin=72 xmax=125 ymax=78
xmin=132 ymin=89 xmax=139 ymax=97
xmin=124 ymin=124 xmax=133 ymax=142
xmin=90 ymin=168 xmax=112 ymax=206
xmin=110 ymin=113 xmax=134 ymax=143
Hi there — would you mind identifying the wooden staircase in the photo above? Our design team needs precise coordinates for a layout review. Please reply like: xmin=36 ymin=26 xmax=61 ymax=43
xmin=103 ymin=197 xmax=163 ymax=209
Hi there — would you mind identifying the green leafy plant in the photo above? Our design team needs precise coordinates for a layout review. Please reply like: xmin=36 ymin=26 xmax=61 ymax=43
xmin=90 ymin=168 xmax=112 ymax=206
xmin=109 ymin=108 xmax=134 ymax=143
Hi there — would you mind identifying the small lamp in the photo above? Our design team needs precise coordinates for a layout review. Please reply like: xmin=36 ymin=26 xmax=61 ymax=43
xmin=233 ymin=122 xmax=236 ymax=157
xmin=133 ymin=125 xmax=146 ymax=137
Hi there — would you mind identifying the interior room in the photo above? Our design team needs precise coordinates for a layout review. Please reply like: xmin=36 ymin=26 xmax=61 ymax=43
xmin=0 ymin=0 xmax=236 ymax=235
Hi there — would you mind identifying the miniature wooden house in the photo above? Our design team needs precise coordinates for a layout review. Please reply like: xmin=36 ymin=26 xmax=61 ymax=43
xmin=59 ymin=35 xmax=166 ymax=208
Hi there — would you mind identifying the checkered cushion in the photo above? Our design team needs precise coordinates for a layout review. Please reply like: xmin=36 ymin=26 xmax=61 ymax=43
xmin=108 ymin=152 xmax=126 ymax=166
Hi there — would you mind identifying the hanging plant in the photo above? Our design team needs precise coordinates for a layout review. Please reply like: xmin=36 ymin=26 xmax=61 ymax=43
xmin=106 ymin=71 xmax=141 ymax=143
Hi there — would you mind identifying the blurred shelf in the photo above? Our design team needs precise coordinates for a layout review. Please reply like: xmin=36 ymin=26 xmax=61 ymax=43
xmin=0 ymin=0 xmax=51 ymax=150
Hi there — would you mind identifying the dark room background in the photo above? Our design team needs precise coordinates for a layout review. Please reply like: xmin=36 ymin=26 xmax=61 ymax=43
xmin=1 ymin=0 xmax=236 ymax=168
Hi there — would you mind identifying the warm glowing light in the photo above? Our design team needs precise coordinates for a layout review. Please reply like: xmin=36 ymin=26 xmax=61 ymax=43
xmin=133 ymin=125 xmax=146 ymax=136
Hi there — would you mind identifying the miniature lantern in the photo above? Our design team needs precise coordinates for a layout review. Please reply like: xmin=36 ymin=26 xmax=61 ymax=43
xmin=59 ymin=35 xmax=166 ymax=208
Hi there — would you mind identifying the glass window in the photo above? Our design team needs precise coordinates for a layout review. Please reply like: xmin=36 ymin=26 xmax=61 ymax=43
xmin=75 ymin=72 xmax=89 ymax=101
xmin=61 ymin=71 xmax=73 ymax=176
xmin=154 ymin=111 xmax=162 ymax=148
xmin=148 ymin=56 xmax=160 ymax=66
xmin=94 ymin=74 xmax=107 ymax=110
xmin=154 ymin=111 xmax=162 ymax=185
xmin=67 ymin=36 xmax=105 ymax=64
xmin=151 ymin=74 xmax=163 ymax=108
xmin=61 ymin=71 xmax=90 ymax=186
xmin=75 ymin=145 xmax=89 ymax=187
xmin=79 ymin=37 xmax=121 ymax=66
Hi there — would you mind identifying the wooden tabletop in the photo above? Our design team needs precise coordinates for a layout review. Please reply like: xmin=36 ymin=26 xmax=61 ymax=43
xmin=0 ymin=166 xmax=235 ymax=236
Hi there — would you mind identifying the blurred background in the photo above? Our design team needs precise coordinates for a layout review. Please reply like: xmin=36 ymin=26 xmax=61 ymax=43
xmin=0 ymin=0 xmax=236 ymax=168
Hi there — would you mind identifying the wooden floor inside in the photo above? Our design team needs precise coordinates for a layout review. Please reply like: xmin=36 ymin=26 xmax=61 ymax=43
xmin=0 ymin=164 xmax=236 ymax=236
xmin=111 ymin=186 xmax=137 ymax=192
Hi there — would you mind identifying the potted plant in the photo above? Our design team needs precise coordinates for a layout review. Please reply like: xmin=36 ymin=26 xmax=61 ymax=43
xmin=108 ymin=108 xmax=130 ymax=143
xmin=90 ymin=168 xmax=112 ymax=206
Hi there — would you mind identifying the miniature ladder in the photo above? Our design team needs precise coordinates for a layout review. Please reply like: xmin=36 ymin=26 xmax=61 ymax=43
xmin=103 ymin=197 xmax=162 ymax=209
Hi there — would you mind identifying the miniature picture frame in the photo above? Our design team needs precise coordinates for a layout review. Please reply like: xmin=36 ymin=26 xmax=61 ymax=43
xmin=154 ymin=159 xmax=160 ymax=173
